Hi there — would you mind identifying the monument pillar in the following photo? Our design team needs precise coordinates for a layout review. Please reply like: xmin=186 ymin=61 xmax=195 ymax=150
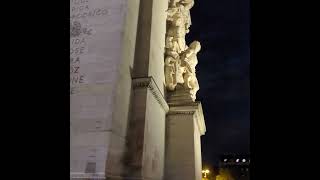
xmin=165 ymin=88 xmax=206 ymax=180
xmin=122 ymin=0 xmax=169 ymax=180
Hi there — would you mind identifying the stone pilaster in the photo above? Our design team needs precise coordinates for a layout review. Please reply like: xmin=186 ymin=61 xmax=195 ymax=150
xmin=119 ymin=77 xmax=168 ymax=180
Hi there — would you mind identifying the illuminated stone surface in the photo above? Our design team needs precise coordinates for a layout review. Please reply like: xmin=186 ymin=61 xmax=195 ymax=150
xmin=70 ymin=0 xmax=206 ymax=179
xmin=164 ymin=0 xmax=201 ymax=101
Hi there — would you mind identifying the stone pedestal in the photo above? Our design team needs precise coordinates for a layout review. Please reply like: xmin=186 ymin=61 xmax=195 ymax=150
xmin=165 ymin=89 xmax=206 ymax=180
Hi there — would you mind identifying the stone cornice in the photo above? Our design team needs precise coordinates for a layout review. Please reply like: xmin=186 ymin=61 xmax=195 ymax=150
xmin=167 ymin=101 xmax=206 ymax=135
xmin=132 ymin=77 xmax=169 ymax=113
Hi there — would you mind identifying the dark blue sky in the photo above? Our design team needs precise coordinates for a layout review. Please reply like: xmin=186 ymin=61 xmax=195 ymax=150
xmin=186 ymin=0 xmax=250 ymax=166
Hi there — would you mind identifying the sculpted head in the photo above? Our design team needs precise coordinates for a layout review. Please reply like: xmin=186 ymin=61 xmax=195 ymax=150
xmin=189 ymin=41 xmax=201 ymax=53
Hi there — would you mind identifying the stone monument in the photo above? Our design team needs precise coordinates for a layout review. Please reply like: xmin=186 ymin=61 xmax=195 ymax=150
xmin=70 ymin=0 xmax=206 ymax=179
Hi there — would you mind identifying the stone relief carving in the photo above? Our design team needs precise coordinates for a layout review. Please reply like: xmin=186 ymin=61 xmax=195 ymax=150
xmin=165 ymin=0 xmax=201 ymax=101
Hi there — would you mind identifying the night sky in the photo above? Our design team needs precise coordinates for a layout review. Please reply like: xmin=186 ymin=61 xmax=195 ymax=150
xmin=186 ymin=0 xmax=250 ymax=166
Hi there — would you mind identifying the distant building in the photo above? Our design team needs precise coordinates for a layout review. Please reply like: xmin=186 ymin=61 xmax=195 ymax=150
xmin=218 ymin=154 xmax=250 ymax=180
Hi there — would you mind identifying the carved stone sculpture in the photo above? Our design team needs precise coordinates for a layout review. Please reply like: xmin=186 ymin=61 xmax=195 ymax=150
xmin=180 ymin=41 xmax=201 ymax=100
xmin=178 ymin=0 xmax=194 ymax=33
xmin=166 ymin=10 xmax=187 ymax=53
xmin=165 ymin=0 xmax=201 ymax=101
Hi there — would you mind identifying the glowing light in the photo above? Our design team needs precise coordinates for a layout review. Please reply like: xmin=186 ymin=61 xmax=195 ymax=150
xmin=202 ymin=169 xmax=210 ymax=173
xmin=202 ymin=169 xmax=210 ymax=177
xmin=242 ymin=159 xmax=246 ymax=162
xmin=236 ymin=159 xmax=239 ymax=162
xmin=224 ymin=159 xmax=228 ymax=162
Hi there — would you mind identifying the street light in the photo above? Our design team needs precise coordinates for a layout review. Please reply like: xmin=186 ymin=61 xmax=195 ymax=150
xmin=202 ymin=169 xmax=210 ymax=178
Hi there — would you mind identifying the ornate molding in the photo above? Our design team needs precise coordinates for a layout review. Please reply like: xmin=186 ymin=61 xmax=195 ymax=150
xmin=167 ymin=101 xmax=206 ymax=135
xmin=70 ymin=172 xmax=105 ymax=179
xmin=167 ymin=111 xmax=195 ymax=115
xmin=132 ymin=77 xmax=169 ymax=113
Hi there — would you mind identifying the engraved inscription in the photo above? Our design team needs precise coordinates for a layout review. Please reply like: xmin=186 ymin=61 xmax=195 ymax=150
xmin=70 ymin=21 xmax=81 ymax=38
xmin=70 ymin=0 xmax=109 ymax=20
xmin=70 ymin=8 xmax=109 ymax=19
xmin=70 ymin=21 xmax=93 ymax=38
xmin=70 ymin=0 xmax=111 ymax=95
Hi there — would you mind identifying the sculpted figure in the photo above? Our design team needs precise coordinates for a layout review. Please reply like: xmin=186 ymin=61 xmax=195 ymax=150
xmin=165 ymin=37 xmax=178 ymax=90
xmin=166 ymin=0 xmax=196 ymax=53
xmin=168 ymin=0 xmax=193 ymax=34
xmin=180 ymin=41 xmax=201 ymax=100
xmin=164 ymin=36 xmax=185 ymax=90
xmin=165 ymin=0 xmax=201 ymax=101
xmin=164 ymin=57 xmax=176 ymax=91
xmin=179 ymin=0 xmax=194 ymax=10
xmin=178 ymin=0 xmax=194 ymax=33
xmin=169 ymin=0 xmax=194 ymax=9
xmin=166 ymin=10 xmax=187 ymax=53
xmin=165 ymin=5 xmax=187 ymax=90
